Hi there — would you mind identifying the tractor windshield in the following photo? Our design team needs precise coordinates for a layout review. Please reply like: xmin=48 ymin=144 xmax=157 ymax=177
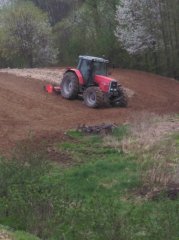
xmin=78 ymin=58 xmax=108 ymax=82
xmin=93 ymin=62 xmax=107 ymax=76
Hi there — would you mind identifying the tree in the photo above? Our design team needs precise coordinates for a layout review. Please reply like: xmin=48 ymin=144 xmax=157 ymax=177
xmin=0 ymin=1 xmax=57 ymax=67
xmin=115 ymin=0 xmax=179 ymax=78
xmin=54 ymin=0 xmax=128 ymax=66
xmin=0 ymin=0 xmax=11 ymax=7
xmin=115 ymin=0 xmax=162 ymax=54
xmin=18 ymin=0 xmax=84 ymax=25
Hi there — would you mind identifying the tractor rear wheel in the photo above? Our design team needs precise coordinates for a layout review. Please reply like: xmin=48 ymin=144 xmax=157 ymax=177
xmin=111 ymin=85 xmax=128 ymax=107
xmin=61 ymin=72 xmax=79 ymax=99
xmin=83 ymin=87 xmax=104 ymax=108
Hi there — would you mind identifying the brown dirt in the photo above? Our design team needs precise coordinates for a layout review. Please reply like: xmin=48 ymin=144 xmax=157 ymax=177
xmin=0 ymin=69 xmax=179 ymax=154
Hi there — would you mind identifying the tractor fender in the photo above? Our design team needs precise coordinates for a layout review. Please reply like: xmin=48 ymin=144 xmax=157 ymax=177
xmin=64 ymin=68 xmax=85 ymax=85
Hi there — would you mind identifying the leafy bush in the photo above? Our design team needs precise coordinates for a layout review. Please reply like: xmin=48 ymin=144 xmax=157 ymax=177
xmin=0 ymin=151 xmax=54 ymax=236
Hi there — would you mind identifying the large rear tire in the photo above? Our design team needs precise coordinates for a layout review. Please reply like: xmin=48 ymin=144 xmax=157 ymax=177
xmin=83 ymin=87 xmax=104 ymax=108
xmin=111 ymin=85 xmax=128 ymax=107
xmin=61 ymin=72 xmax=79 ymax=99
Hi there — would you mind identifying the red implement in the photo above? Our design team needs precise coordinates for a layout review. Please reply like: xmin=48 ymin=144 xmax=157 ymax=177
xmin=45 ymin=84 xmax=53 ymax=93
xmin=45 ymin=84 xmax=61 ymax=94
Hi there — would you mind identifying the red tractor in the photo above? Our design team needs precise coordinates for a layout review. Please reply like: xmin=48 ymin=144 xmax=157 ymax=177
xmin=60 ymin=55 xmax=128 ymax=108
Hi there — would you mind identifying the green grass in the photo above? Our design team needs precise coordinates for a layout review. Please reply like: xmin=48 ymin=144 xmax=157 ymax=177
xmin=0 ymin=126 xmax=179 ymax=239
xmin=0 ymin=225 xmax=39 ymax=240
xmin=59 ymin=133 xmax=115 ymax=164
xmin=13 ymin=231 xmax=40 ymax=240
xmin=112 ymin=124 xmax=130 ymax=140
xmin=173 ymin=132 xmax=179 ymax=145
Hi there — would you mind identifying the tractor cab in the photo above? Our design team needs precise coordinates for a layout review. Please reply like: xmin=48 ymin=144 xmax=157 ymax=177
xmin=77 ymin=55 xmax=109 ymax=86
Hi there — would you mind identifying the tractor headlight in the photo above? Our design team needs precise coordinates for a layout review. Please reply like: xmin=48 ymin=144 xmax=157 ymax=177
xmin=109 ymin=81 xmax=118 ymax=93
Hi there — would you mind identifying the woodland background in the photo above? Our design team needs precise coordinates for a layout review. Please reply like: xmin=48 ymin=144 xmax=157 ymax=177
xmin=0 ymin=0 xmax=178 ymax=79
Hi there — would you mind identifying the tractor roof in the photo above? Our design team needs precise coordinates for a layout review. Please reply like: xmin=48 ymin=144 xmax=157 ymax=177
xmin=79 ymin=55 xmax=109 ymax=63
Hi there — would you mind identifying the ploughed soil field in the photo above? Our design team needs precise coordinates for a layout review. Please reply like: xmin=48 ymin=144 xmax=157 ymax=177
xmin=0 ymin=68 xmax=179 ymax=154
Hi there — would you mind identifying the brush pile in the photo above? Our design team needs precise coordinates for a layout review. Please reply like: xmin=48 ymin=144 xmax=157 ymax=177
xmin=77 ymin=123 xmax=117 ymax=134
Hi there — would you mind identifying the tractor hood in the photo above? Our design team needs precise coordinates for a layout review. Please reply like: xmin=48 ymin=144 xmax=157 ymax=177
xmin=95 ymin=75 xmax=116 ymax=93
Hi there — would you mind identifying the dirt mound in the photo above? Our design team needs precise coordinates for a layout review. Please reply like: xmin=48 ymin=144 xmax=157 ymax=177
xmin=0 ymin=69 xmax=179 ymax=153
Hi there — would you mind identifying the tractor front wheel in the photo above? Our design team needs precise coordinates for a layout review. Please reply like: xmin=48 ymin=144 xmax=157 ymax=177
xmin=61 ymin=72 xmax=79 ymax=99
xmin=83 ymin=87 xmax=104 ymax=108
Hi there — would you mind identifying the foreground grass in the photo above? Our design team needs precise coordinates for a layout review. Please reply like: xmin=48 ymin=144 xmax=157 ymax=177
xmin=0 ymin=119 xmax=179 ymax=240
xmin=0 ymin=225 xmax=39 ymax=240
